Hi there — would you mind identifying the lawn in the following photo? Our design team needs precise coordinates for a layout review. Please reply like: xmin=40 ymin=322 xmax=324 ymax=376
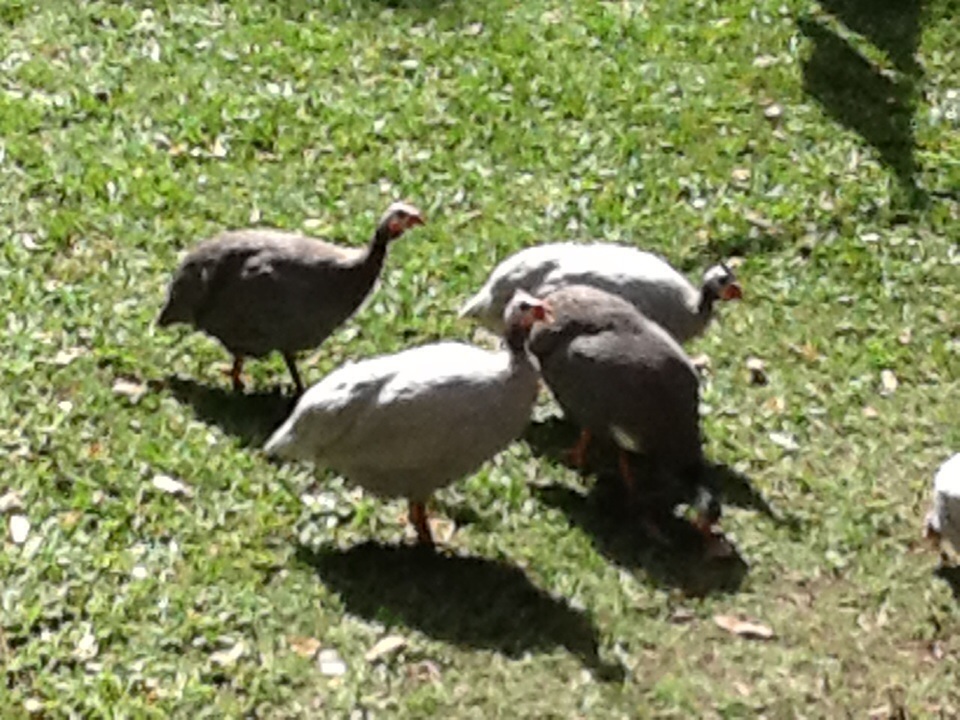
xmin=1 ymin=0 xmax=959 ymax=716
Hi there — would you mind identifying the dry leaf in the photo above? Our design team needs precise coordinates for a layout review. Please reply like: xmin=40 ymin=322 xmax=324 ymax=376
xmin=112 ymin=378 xmax=147 ymax=403
xmin=406 ymin=660 xmax=441 ymax=684
xmin=288 ymin=635 xmax=322 ymax=659
xmin=769 ymin=431 xmax=799 ymax=452
xmin=753 ymin=54 xmax=778 ymax=68
xmin=764 ymin=396 xmax=786 ymax=414
xmin=880 ymin=370 xmax=898 ymax=395
xmin=690 ymin=354 xmax=711 ymax=372
xmin=763 ymin=103 xmax=783 ymax=120
xmin=211 ymin=137 xmax=228 ymax=158
xmin=23 ymin=698 xmax=44 ymax=714
xmin=317 ymin=648 xmax=347 ymax=676
xmin=74 ymin=631 xmax=99 ymax=661
xmin=210 ymin=640 xmax=245 ymax=667
xmin=898 ymin=328 xmax=912 ymax=345
xmin=731 ymin=167 xmax=751 ymax=184
xmin=745 ymin=357 xmax=768 ymax=385
xmin=464 ymin=22 xmax=484 ymax=36
xmin=669 ymin=608 xmax=695 ymax=624
xmin=713 ymin=614 xmax=774 ymax=640
xmin=862 ymin=406 xmax=879 ymax=419
xmin=52 ymin=347 xmax=84 ymax=366
xmin=0 ymin=490 xmax=23 ymax=513
xmin=9 ymin=514 xmax=30 ymax=544
xmin=365 ymin=635 xmax=407 ymax=663
xmin=151 ymin=474 xmax=194 ymax=498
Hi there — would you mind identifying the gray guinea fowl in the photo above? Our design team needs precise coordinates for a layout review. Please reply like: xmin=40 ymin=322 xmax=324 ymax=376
xmin=526 ymin=284 xmax=725 ymax=551
xmin=157 ymin=201 xmax=424 ymax=393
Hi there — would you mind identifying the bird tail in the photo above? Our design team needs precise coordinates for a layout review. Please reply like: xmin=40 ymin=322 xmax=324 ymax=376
xmin=458 ymin=290 xmax=487 ymax=319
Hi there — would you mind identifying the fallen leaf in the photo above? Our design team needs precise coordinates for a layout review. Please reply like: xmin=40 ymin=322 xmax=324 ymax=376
xmin=74 ymin=630 xmax=99 ymax=660
xmin=753 ymin=54 xmax=778 ymax=68
xmin=112 ymin=378 xmax=147 ymax=403
xmin=52 ymin=347 xmax=84 ymax=366
xmin=713 ymin=614 xmax=775 ymax=640
xmin=733 ymin=681 xmax=752 ymax=697
xmin=365 ymin=635 xmax=407 ymax=663
xmin=0 ymin=490 xmax=23 ymax=513
xmin=288 ymin=635 xmax=322 ymax=659
xmin=23 ymin=698 xmax=44 ymax=714
xmin=862 ymin=406 xmax=879 ymax=419
xmin=763 ymin=103 xmax=783 ymax=120
xmin=731 ymin=167 xmax=751 ymax=184
xmin=898 ymin=328 xmax=912 ymax=345
xmin=880 ymin=370 xmax=898 ymax=395
xmin=210 ymin=641 xmax=245 ymax=667
xmin=9 ymin=514 xmax=30 ymax=544
xmin=690 ymin=353 xmax=711 ymax=372
xmin=764 ymin=396 xmax=786 ymax=414
xmin=769 ymin=431 xmax=799 ymax=452
xmin=745 ymin=357 xmax=768 ymax=385
xmin=131 ymin=565 xmax=149 ymax=580
xmin=151 ymin=474 xmax=194 ymax=498
xmin=210 ymin=137 xmax=228 ymax=158
xmin=406 ymin=660 xmax=441 ymax=684
xmin=317 ymin=648 xmax=347 ymax=676
xmin=464 ymin=22 xmax=484 ymax=36
xmin=669 ymin=608 xmax=695 ymax=624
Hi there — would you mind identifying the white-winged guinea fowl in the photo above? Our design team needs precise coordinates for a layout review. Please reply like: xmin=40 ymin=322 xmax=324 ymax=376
xmin=157 ymin=201 xmax=425 ymax=393
xmin=524 ymin=284 xmax=726 ymax=553
xmin=263 ymin=290 xmax=546 ymax=546
xmin=925 ymin=453 xmax=960 ymax=555
xmin=459 ymin=242 xmax=742 ymax=344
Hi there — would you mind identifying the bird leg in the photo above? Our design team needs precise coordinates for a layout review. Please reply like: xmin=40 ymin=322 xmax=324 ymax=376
xmin=618 ymin=449 xmax=638 ymax=505
xmin=282 ymin=352 xmax=305 ymax=395
xmin=563 ymin=429 xmax=592 ymax=469
xmin=225 ymin=355 xmax=245 ymax=392
xmin=693 ymin=510 xmax=732 ymax=558
xmin=408 ymin=500 xmax=434 ymax=547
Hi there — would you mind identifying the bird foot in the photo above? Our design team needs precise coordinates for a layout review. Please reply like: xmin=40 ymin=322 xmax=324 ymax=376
xmin=562 ymin=429 xmax=592 ymax=469
xmin=693 ymin=514 xmax=733 ymax=558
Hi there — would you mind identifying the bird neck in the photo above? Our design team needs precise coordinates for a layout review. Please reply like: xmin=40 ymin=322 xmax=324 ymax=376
xmin=358 ymin=226 xmax=392 ymax=273
xmin=697 ymin=285 xmax=718 ymax=317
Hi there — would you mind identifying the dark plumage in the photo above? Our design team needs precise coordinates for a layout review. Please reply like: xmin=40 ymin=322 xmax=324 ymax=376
xmin=157 ymin=201 xmax=424 ymax=392
xmin=526 ymin=284 xmax=724 ymax=549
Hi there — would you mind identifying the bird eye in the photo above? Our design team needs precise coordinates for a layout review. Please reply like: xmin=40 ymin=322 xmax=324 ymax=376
xmin=518 ymin=301 xmax=532 ymax=312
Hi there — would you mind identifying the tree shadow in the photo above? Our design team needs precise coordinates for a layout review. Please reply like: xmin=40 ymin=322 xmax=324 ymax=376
xmin=523 ymin=416 xmax=799 ymax=529
xmin=798 ymin=14 xmax=924 ymax=199
xmin=295 ymin=541 xmax=624 ymax=679
xmin=164 ymin=376 xmax=295 ymax=448
xmin=815 ymin=0 xmax=925 ymax=75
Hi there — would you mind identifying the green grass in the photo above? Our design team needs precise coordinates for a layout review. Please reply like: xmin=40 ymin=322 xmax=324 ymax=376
xmin=2 ymin=0 xmax=959 ymax=715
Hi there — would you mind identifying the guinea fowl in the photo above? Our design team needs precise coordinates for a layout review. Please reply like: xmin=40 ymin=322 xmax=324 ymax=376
xmin=525 ymin=284 xmax=726 ymax=553
xmin=263 ymin=291 xmax=546 ymax=546
xmin=459 ymin=242 xmax=741 ymax=344
xmin=157 ymin=201 xmax=425 ymax=393
xmin=925 ymin=453 xmax=960 ymax=555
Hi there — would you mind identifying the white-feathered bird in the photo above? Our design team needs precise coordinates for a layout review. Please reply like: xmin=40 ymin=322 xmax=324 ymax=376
xmin=926 ymin=453 xmax=960 ymax=552
xmin=458 ymin=242 xmax=742 ymax=344
xmin=263 ymin=291 xmax=548 ymax=545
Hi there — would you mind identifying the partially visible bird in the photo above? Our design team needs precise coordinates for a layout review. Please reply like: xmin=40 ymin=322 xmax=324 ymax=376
xmin=926 ymin=453 xmax=960 ymax=555
xmin=524 ymin=284 xmax=726 ymax=553
xmin=158 ymin=201 xmax=425 ymax=393
xmin=459 ymin=242 xmax=742 ymax=344
xmin=263 ymin=291 xmax=546 ymax=546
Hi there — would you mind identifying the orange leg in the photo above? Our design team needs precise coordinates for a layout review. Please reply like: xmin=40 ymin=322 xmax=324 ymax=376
xmin=563 ymin=429 xmax=592 ymax=469
xmin=223 ymin=355 xmax=245 ymax=392
xmin=618 ymin=449 xmax=638 ymax=504
xmin=693 ymin=510 xmax=731 ymax=557
xmin=408 ymin=500 xmax=434 ymax=547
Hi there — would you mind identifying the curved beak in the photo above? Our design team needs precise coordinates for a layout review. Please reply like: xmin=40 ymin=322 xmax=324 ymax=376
xmin=721 ymin=282 xmax=743 ymax=301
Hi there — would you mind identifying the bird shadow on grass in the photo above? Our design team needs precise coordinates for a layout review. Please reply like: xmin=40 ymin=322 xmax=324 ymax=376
xmin=295 ymin=541 xmax=625 ymax=680
xmin=933 ymin=564 xmax=960 ymax=601
xmin=164 ymin=376 xmax=296 ymax=448
xmin=524 ymin=416 xmax=799 ymax=529
xmin=524 ymin=416 xmax=803 ymax=596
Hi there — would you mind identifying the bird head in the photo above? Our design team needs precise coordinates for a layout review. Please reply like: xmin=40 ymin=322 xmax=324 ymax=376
xmin=702 ymin=262 xmax=743 ymax=302
xmin=379 ymin=201 xmax=425 ymax=241
xmin=503 ymin=289 xmax=553 ymax=332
